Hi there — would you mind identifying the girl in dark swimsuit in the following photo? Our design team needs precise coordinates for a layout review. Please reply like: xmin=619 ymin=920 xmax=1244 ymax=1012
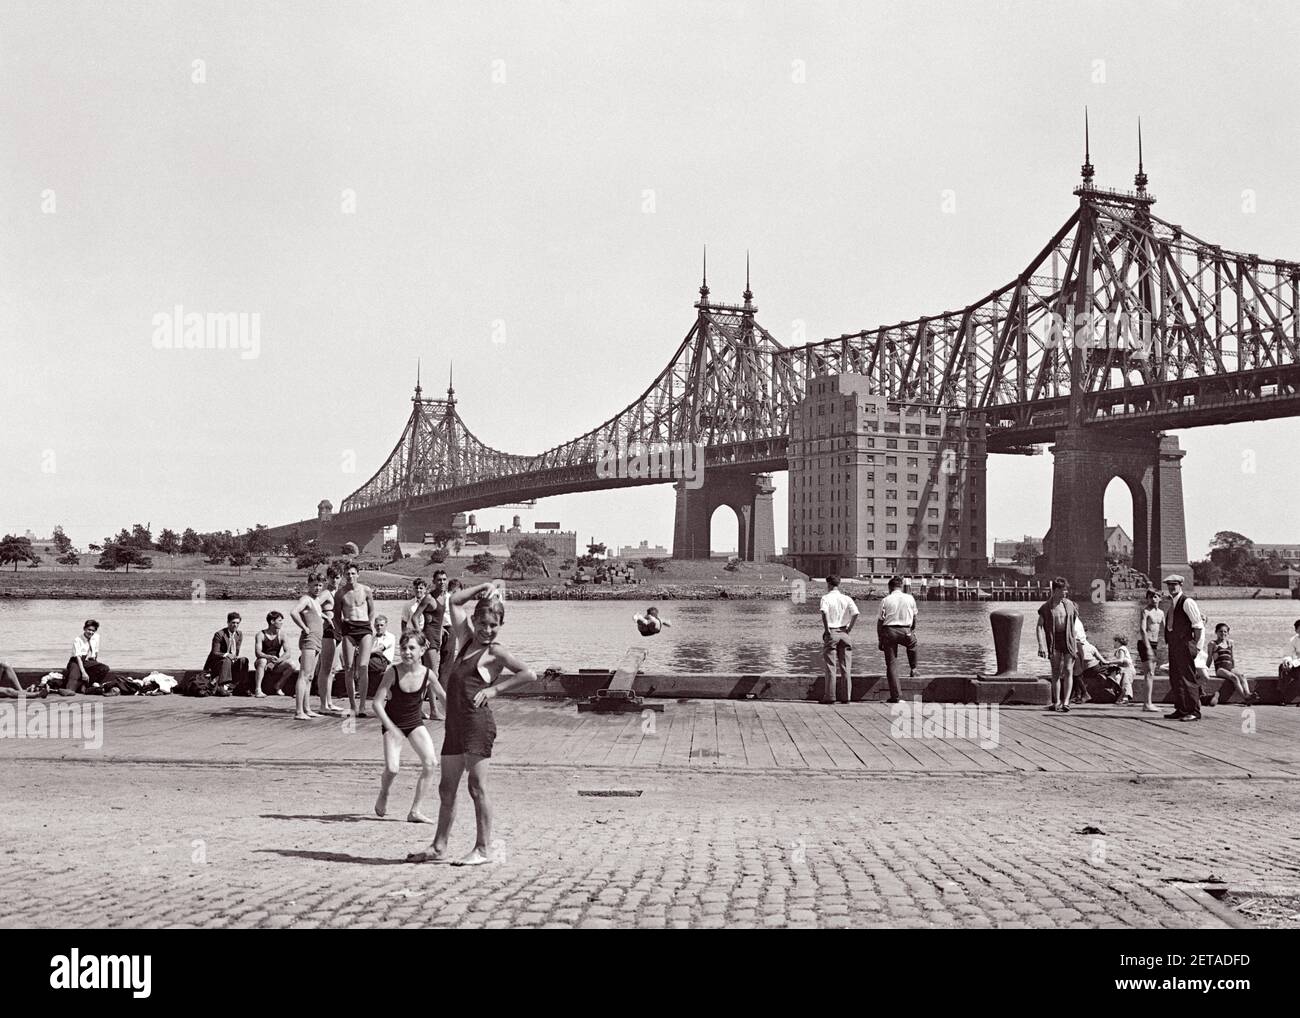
xmin=407 ymin=596 xmax=536 ymax=866
xmin=372 ymin=631 xmax=440 ymax=823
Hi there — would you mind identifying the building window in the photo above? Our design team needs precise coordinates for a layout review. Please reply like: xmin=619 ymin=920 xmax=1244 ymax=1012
xmin=907 ymin=440 xmax=919 ymax=450
xmin=927 ymin=525 xmax=939 ymax=535
xmin=884 ymin=421 xmax=899 ymax=433
xmin=886 ymin=541 xmax=897 ymax=551
xmin=886 ymin=439 xmax=898 ymax=450
xmin=886 ymin=490 xmax=897 ymax=499
xmin=886 ymin=472 xmax=897 ymax=482
xmin=971 ymin=542 xmax=978 ymax=553
xmin=886 ymin=456 xmax=897 ymax=466
xmin=886 ymin=506 xmax=897 ymax=517
xmin=867 ymin=438 xmax=876 ymax=448
xmin=887 ymin=524 xmax=897 ymax=534
xmin=927 ymin=441 xmax=938 ymax=451
xmin=907 ymin=473 xmax=918 ymax=483
xmin=928 ymin=508 xmax=938 ymax=518
xmin=925 ymin=425 xmax=940 ymax=436
xmin=907 ymin=457 xmax=918 ymax=467
xmin=905 ymin=424 xmax=920 ymax=435
xmin=907 ymin=491 xmax=918 ymax=501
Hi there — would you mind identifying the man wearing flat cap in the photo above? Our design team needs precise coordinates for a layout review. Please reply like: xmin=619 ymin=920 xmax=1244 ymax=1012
xmin=1162 ymin=574 xmax=1204 ymax=721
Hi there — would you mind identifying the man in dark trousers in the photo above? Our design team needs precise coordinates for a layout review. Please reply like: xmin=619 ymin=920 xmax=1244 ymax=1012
xmin=1162 ymin=574 xmax=1204 ymax=722
xmin=876 ymin=575 xmax=919 ymax=704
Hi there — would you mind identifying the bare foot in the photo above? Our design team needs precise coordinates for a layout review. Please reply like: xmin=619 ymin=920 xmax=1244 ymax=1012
xmin=375 ymin=791 xmax=388 ymax=818
xmin=405 ymin=849 xmax=451 ymax=864
xmin=453 ymin=847 xmax=492 ymax=866
xmin=406 ymin=810 xmax=435 ymax=824
xmin=254 ymin=692 xmax=267 ymax=698
xmin=305 ymin=709 xmax=323 ymax=719
xmin=294 ymin=713 xmax=312 ymax=720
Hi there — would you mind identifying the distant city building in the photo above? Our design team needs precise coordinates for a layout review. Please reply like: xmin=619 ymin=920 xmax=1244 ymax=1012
xmin=787 ymin=373 xmax=988 ymax=578
xmin=992 ymin=535 xmax=1043 ymax=565
xmin=464 ymin=525 xmax=576 ymax=560
xmin=1256 ymin=543 xmax=1300 ymax=562
xmin=619 ymin=540 xmax=669 ymax=559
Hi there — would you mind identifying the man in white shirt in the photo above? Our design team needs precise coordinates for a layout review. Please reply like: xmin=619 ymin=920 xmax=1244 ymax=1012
xmin=1278 ymin=618 xmax=1300 ymax=703
xmin=367 ymin=614 xmax=399 ymax=689
xmin=63 ymin=618 xmax=112 ymax=693
xmin=400 ymin=577 xmax=430 ymax=636
xmin=877 ymin=575 xmax=919 ymax=704
xmin=819 ymin=574 xmax=860 ymax=705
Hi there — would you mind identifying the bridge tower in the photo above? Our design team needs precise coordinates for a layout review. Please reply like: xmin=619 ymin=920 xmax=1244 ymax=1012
xmin=671 ymin=256 xmax=777 ymax=562
xmin=1046 ymin=120 xmax=1192 ymax=592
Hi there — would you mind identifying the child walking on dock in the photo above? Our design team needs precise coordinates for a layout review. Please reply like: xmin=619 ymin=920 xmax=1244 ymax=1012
xmin=372 ymin=631 xmax=442 ymax=823
xmin=407 ymin=596 xmax=535 ymax=866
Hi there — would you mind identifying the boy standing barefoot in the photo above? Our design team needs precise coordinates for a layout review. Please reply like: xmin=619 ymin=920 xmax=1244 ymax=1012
xmin=407 ymin=597 xmax=535 ymax=866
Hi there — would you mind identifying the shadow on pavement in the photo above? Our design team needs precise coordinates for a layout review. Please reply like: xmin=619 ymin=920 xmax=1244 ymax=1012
xmin=259 ymin=813 xmax=381 ymax=824
xmin=257 ymin=848 xmax=403 ymax=866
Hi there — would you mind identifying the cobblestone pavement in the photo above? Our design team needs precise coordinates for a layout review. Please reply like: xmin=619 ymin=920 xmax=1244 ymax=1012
xmin=2 ymin=760 xmax=1298 ymax=928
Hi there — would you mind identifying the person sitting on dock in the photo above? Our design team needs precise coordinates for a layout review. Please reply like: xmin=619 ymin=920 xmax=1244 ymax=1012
xmin=1206 ymin=623 xmax=1258 ymax=706
xmin=1111 ymin=636 xmax=1137 ymax=705
xmin=204 ymin=612 xmax=251 ymax=693
xmin=63 ymin=619 xmax=115 ymax=694
xmin=1035 ymin=578 xmax=1081 ymax=712
xmin=635 ymin=607 xmax=671 ymax=636
xmin=1277 ymin=619 xmax=1300 ymax=704
xmin=253 ymin=611 xmax=298 ymax=698
xmin=876 ymin=575 xmax=918 ymax=704
xmin=820 ymin=575 xmax=859 ymax=705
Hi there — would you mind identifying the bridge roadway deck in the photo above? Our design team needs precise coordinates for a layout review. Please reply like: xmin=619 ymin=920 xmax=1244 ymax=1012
xmin=5 ymin=693 xmax=1298 ymax=778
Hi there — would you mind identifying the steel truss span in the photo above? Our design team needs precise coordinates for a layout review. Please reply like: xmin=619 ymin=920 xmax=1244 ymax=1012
xmin=340 ymin=185 xmax=1300 ymax=517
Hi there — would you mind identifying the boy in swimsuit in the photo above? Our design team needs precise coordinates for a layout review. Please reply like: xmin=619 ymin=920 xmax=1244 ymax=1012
xmin=337 ymin=562 xmax=376 ymax=717
xmin=635 ymin=607 xmax=671 ymax=636
xmin=253 ymin=611 xmax=298 ymax=698
xmin=416 ymin=576 xmax=494 ymax=720
xmin=315 ymin=567 xmax=344 ymax=715
xmin=408 ymin=596 xmax=535 ymax=866
xmin=290 ymin=573 xmax=326 ymax=719
xmin=372 ymin=631 xmax=440 ymax=823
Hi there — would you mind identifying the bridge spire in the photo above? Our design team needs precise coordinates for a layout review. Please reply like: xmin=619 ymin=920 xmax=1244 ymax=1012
xmin=699 ymin=245 xmax=710 ymax=303
xmin=1080 ymin=107 xmax=1095 ymax=187
xmin=742 ymin=250 xmax=754 ymax=310
xmin=414 ymin=358 xmax=422 ymax=400
xmin=447 ymin=361 xmax=455 ymax=404
xmin=1134 ymin=117 xmax=1148 ymax=194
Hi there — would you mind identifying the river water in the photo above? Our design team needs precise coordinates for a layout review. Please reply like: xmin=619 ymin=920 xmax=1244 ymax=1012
xmin=1 ymin=598 xmax=1296 ymax=677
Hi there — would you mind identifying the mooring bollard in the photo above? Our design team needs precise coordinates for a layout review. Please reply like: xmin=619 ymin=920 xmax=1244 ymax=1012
xmin=988 ymin=608 xmax=1023 ymax=676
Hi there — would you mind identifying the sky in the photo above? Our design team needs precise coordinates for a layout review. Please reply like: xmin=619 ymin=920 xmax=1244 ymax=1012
xmin=2 ymin=0 xmax=1298 ymax=558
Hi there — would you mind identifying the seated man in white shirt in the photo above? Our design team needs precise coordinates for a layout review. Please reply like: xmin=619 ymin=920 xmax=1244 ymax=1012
xmin=819 ymin=575 xmax=860 ymax=704
xmin=1279 ymin=618 xmax=1300 ymax=704
xmin=876 ymin=575 xmax=919 ymax=704
xmin=367 ymin=614 xmax=398 ymax=687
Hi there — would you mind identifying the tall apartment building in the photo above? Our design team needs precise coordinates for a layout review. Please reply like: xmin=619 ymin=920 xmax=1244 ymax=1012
xmin=788 ymin=373 xmax=988 ymax=578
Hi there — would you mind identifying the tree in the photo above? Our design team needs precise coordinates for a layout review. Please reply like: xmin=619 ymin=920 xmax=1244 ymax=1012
xmin=57 ymin=551 xmax=80 ymax=566
xmin=254 ymin=555 xmax=270 ymax=570
xmin=156 ymin=528 xmax=180 ymax=555
xmin=95 ymin=543 xmax=152 ymax=572
xmin=180 ymin=528 xmax=202 ymax=554
xmin=52 ymin=525 xmax=73 ymax=555
xmin=576 ymin=554 xmax=598 ymax=568
xmin=285 ymin=528 xmax=307 ymax=557
xmin=246 ymin=524 xmax=272 ymax=554
xmin=296 ymin=551 xmax=329 ymax=570
xmin=513 ymin=538 xmax=553 ymax=577
xmin=504 ymin=548 xmax=544 ymax=579
xmin=229 ymin=550 xmax=251 ymax=574
xmin=130 ymin=523 xmax=153 ymax=550
xmin=467 ymin=553 xmax=495 ymax=575
xmin=0 ymin=535 xmax=38 ymax=572
xmin=430 ymin=528 xmax=457 ymax=549
xmin=25 ymin=553 xmax=41 ymax=568
xmin=201 ymin=532 xmax=231 ymax=561
xmin=640 ymin=556 xmax=665 ymax=573
xmin=586 ymin=542 xmax=607 ymax=558
xmin=1192 ymin=559 xmax=1223 ymax=586
xmin=427 ymin=547 xmax=448 ymax=564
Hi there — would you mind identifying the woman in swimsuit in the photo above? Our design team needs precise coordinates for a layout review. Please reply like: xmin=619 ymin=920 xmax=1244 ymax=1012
xmin=372 ymin=631 xmax=440 ymax=823
xmin=408 ymin=596 xmax=535 ymax=866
